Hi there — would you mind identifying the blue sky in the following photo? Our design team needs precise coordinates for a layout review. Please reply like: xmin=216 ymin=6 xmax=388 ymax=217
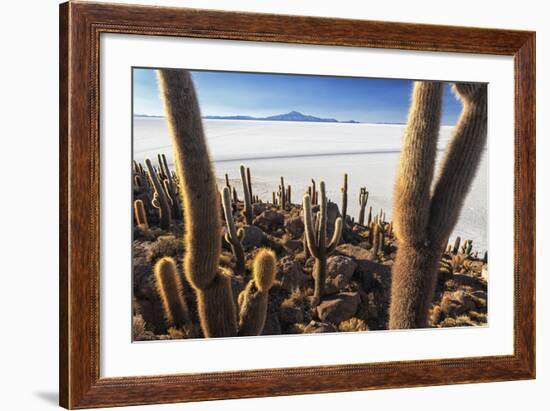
xmin=133 ymin=68 xmax=462 ymax=125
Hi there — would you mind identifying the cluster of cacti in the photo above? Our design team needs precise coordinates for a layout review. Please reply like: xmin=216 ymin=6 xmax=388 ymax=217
xmin=303 ymin=181 xmax=343 ymax=305
xmin=132 ymin=152 xmax=184 ymax=232
xmin=277 ymin=176 xmax=292 ymax=209
xmin=155 ymin=69 xmax=278 ymax=338
xmin=389 ymin=81 xmax=487 ymax=329
xmin=358 ymin=187 xmax=369 ymax=225
xmin=145 ymin=158 xmax=172 ymax=230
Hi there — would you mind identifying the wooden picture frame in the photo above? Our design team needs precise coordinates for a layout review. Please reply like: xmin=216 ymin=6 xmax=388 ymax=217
xmin=59 ymin=1 xmax=535 ymax=408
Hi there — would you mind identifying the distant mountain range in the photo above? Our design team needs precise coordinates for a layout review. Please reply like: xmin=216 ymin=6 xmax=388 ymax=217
xmin=134 ymin=111 xmax=360 ymax=124
xmin=205 ymin=111 xmax=360 ymax=124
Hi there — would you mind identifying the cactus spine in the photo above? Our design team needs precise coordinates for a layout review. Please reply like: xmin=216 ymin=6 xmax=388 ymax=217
xmin=133 ymin=199 xmax=148 ymax=228
xmin=303 ymin=181 xmax=343 ymax=305
xmin=221 ymin=186 xmax=245 ymax=275
xmin=157 ymin=69 xmax=237 ymax=338
xmin=240 ymin=164 xmax=254 ymax=225
xmin=238 ymin=248 xmax=277 ymax=336
xmin=389 ymin=81 xmax=487 ymax=329
xmin=358 ymin=187 xmax=369 ymax=226
xmin=153 ymin=257 xmax=193 ymax=334
xmin=145 ymin=158 xmax=172 ymax=230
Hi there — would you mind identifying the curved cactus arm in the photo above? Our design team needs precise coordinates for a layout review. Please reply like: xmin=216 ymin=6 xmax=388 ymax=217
xmin=302 ymin=193 xmax=320 ymax=259
xmin=427 ymin=83 xmax=488 ymax=247
xmin=392 ymin=81 xmax=443 ymax=244
xmin=326 ymin=217 xmax=343 ymax=254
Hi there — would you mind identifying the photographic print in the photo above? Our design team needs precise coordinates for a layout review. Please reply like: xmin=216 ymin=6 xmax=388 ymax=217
xmin=131 ymin=67 xmax=488 ymax=341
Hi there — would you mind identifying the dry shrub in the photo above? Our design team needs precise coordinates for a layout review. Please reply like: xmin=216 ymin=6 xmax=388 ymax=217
xmin=338 ymin=317 xmax=369 ymax=332
xmin=147 ymin=235 xmax=183 ymax=264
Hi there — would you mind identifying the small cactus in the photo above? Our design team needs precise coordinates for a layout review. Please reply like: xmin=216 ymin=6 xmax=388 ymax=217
xmin=134 ymin=199 xmax=149 ymax=228
xmin=153 ymin=257 xmax=194 ymax=335
xmin=303 ymin=181 xmax=343 ymax=305
xmin=238 ymin=248 xmax=277 ymax=336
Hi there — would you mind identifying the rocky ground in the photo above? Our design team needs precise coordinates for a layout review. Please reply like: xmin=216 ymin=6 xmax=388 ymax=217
xmin=132 ymin=197 xmax=488 ymax=341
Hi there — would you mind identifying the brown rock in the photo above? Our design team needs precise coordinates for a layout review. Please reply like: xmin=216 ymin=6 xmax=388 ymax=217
xmin=253 ymin=210 xmax=285 ymax=231
xmin=284 ymin=216 xmax=304 ymax=239
xmin=278 ymin=256 xmax=307 ymax=291
xmin=325 ymin=255 xmax=357 ymax=294
xmin=240 ymin=224 xmax=264 ymax=248
xmin=316 ymin=292 xmax=360 ymax=323
xmin=440 ymin=290 xmax=476 ymax=316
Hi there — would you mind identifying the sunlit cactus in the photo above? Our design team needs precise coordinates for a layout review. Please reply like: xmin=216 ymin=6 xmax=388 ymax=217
xmin=238 ymin=248 xmax=277 ymax=336
xmin=153 ymin=257 xmax=193 ymax=335
xmin=134 ymin=199 xmax=149 ymax=228
xmin=389 ymin=81 xmax=487 ymax=329
xmin=158 ymin=68 xmax=237 ymax=338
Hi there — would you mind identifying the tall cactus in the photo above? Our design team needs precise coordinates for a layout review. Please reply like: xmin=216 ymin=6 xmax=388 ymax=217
xmin=279 ymin=176 xmax=286 ymax=210
xmin=157 ymin=69 xmax=237 ymax=338
xmin=240 ymin=164 xmax=254 ymax=225
xmin=246 ymin=167 xmax=254 ymax=203
xmin=238 ymin=248 xmax=277 ymax=336
xmin=145 ymin=158 xmax=171 ymax=230
xmin=303 ymin=181 xmax=343 ymax=305
xmin=153 ymin=257 xmax=193 ymax=334
xmin=221 ymin=186 xmax=245 ymax=275
xmin=358 ymin=187 xmax=369 ymax=226
xmin=389 ymin=81 xmax=487 ymax=329
xmin=341 ymin=173 xmax=348 ymax=224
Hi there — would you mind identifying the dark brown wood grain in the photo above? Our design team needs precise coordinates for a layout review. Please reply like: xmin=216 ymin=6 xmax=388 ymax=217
xmin=59 ymin=1 xmax=536 ymax=409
